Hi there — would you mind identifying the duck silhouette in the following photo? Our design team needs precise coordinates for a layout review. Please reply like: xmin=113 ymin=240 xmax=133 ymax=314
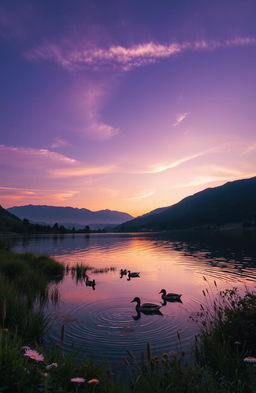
xmin=159 ymin=289 xmax=182 ymax=302
xmin=85 ymin=275 xmax=96 ymax=290
xmin=131 ymin=297 xmax=163 ymax=320
xmin=127 ymin=271 xmax=140 ymax=280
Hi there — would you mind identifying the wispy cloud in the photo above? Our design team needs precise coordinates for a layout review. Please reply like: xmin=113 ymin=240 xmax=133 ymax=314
xmin=128 ymin=190 xmax=155 ymax=201
xmin=78 ymin=85 xmax=119 ymax=140
xmin=49 ymin=165 xmax=115 ymax=178
xmin=147 ymin=146 xmax=225 ymax=174
xmin=0 ymin=185 xmax=79 ymax=204
xmin=50 ymin=137 xmax=70 ymax=149
xmin=173 ymin=112 xmax=190 ymax=127
xmin=0 ymin=144 xmax=76 ymax=164
xmin=25 ymin=37 xmax=256 ymax=71
xmin=0 ymin=144 xmax=115 ymax=180
xmin=175 ymin=175 xmax=234 ymax=188
xmin=208 ymin=165 xmax=242 ymax=176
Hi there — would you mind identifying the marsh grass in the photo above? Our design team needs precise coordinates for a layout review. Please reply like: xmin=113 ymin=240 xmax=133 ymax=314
xmin=0 ymin=249 xmax=64 ymax=340
xmin=191 ymin=279 xmax=256 ymax=392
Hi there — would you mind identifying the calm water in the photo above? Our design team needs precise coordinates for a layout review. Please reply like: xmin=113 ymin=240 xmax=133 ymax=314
xmin=6 ymin=231 xmax=256 ymax=365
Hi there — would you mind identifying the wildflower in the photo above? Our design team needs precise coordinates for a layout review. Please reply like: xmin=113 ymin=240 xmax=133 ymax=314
xmin=21 ymin=346 xmax=31 ymax=350
xmin=71 ymin=377 xmax=86 ymax=383
xmin=24 ymin=349 xmax=44 ymax=362
xmin=234 ymin=341 xmax=241 ymax=345
xmin=88 ymin=378 xmax=99 ymax=384
xmin=244 ymin=356 xmax=256 ymax=363
xmin=41 ymin=372 xmax=48 ymax=377
xmin=46 ymin=362 xmax=58 ymax=370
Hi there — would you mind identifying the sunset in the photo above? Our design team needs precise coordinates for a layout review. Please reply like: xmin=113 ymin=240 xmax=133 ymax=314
xmin=1 ymin=0 xmax=256 ymax=215
xmin=1 ymin=1 xmax=256 ymax=392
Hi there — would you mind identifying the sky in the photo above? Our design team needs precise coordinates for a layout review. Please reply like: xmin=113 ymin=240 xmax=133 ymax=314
xmin=0 ymin=0 xmax=256 ymax=216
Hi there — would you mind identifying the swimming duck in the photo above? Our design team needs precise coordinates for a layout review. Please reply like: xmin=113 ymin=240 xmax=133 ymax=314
xmin=120 ymin=269 xmax=127 ymax=275
xmin=131 ymin=297 xmax=161 ymax=312
xmin=128 ymin=271 xmax=140 ymax=278
xmin=85 ymin=276 xmax=96 ymax=287
xmin=159 ymin=289 xmax=182 ymax=301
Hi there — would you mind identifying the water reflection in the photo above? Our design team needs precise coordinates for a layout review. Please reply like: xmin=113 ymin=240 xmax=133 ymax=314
xmin=3 ymin=231 xmax=256 ymax=363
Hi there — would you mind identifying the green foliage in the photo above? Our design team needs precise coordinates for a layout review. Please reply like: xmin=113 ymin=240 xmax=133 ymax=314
xmin=0 ymin=250 xmax=64 ymax=339
xmin=192 ymin=285 xmax=256 ymax=393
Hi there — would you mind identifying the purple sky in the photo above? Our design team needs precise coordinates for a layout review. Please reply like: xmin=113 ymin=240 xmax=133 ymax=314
xmin=0 ymin=0 xmax=256 ymax=215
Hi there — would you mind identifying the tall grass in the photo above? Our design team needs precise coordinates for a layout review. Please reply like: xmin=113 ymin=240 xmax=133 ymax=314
xmin=191 ymin=282 xmax=256 ymax=392
xmin=0 ymin=249 xmax=64 ymax=340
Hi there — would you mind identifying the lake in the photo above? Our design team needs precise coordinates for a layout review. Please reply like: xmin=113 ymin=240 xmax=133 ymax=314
xmin=5 ymin=231 xmax=256 ymax=366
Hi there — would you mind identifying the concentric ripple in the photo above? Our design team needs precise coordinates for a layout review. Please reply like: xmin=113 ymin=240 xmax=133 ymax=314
xmin=48 ymin=297 xmax=195 ymax=362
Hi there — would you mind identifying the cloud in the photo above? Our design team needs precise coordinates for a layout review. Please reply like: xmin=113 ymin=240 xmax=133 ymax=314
xmin=50 ymin=137 xmax=70 ymax=149
xmin=0 ymin=144 xmax=115 ymax=180
xmin=173 ymin=112 xmax=190 ymax=127
xmin=0 ymin=144 xmax=76 ymax=165
xmin=0 ymin=186 xmax=79 ymax=205
xmin=25 ymin=37 xmax=256 ymax=71
xmin=49 ymin=165 xmax=115 ymax=178
xmin=208 ymin=165 xmax=242 ymax=176
xmin=147 ymin=147 xmax=222 ymax=174
xmin=79 ymin=85 xmax=119 ymax=140
xmin=175 ymin=175 xmax=234 ymax=188
xmin=0 ymin=144 xmax=118 ymax=208
xmin=128 ymin=190 xmax=155 ymax=201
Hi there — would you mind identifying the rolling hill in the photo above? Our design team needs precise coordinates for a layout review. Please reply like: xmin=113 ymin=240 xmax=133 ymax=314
xmin=117 ymin=176 xmax=256 ymax=232
xmin=0 ymin=205 xmax=24 ymax=232
xmin=8 ymin=205 xmax=133 ymax=229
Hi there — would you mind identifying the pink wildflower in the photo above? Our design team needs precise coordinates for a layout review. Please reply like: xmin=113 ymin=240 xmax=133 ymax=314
xmin=244 ymin=356 xmax=256 ymax=363
xmin=88 ymin=378 xmax=100 ymax=384
xmin=46 ymin=362 xmax=58 ymax=370
xmin=24 ymin=349 xmax=44 ymax=362
xmin=70 ymin=377 xmax=86 ymax=383
xmin=21 ymin=346 xmax=31 ymax=350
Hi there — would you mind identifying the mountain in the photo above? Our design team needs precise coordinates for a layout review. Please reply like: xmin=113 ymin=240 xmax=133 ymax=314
xmin=117 ymin=176 xmax=256 ymax=232
xmin=0 ymin=205 xmax=24 ymax=232
xmin=8 ymin=205 xmax=133 ymax=228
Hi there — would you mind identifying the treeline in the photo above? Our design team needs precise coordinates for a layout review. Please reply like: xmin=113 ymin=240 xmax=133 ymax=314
xmin=12 ymin=218 xmax=106 ymax=234
xmin=0 ymin=205 xmax=105 ymax=234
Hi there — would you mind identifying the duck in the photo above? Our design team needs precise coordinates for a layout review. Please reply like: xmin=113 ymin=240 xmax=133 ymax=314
xmin=85 ymin=275 xmax=96 ymax=287
xmin=131 ymin=297 xmax=161 ymax=313
xmin=120 ymin=269 xmax=127 ymax=275
xmin=159 ymin=289 xmax=182 ymax=301
xmin=127 ymin=270 xmax=140 ymax=278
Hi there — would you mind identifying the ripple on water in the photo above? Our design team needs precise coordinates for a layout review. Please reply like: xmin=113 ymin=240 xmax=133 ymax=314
xmin=48 ymin=297 xmax=196 ymax=362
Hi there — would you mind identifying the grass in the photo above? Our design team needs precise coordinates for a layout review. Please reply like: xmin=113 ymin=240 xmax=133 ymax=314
xmin=0 ymin=249 xmax=64 ymax=340
xmin=191 ymin=283 xmax=256 ymax=393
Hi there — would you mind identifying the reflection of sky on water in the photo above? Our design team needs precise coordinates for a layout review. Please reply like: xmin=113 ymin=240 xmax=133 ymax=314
xmin=6 ymin=232 xmax=256 ymax=363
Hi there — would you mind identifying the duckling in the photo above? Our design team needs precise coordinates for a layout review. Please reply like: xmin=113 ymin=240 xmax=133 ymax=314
xmin=159 ymin=289 xmax=182 ymax=301
xmin=131 ymin=297 xmax=161 ymax=312
xmin=127 ymin=270 xmax=140 ymax=278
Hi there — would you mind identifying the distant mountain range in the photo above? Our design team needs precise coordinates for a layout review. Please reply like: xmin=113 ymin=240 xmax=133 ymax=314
xmin=7 ymin=205 xmax=134 ymax=229
xmin=117 ymin=176 xmax=256 ymax=232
